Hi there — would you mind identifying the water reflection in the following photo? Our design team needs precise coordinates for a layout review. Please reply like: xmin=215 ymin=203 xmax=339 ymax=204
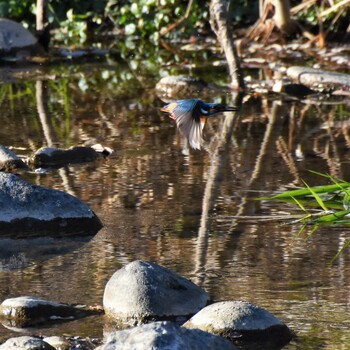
xmin=0 ymin=237 xmax=92 ymax=271
xmin=0 ymin=59 xmax=349 ymax=348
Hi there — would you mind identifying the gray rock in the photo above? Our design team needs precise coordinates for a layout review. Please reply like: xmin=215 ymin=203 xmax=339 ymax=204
xmin=0 ymin=296 xmax=101 ymax=327
xmin=43 ymin=336 xmax=99 ymax=350
xmin=0 ymin=145 xmax=27 ymax=171
xmin=0 ymin=19 xmax=43 ymax=57
xmin=184 ymin=301 xmax=293 ymax=346
xmin=0 ymin=172 xmax=102 ymax=236
xmin=287 ymin=66 xmax=350 ymax=88
xmin=103 ymin=260 xmax=210 ymax=325
xmin=42 ymin=336 xmax=72 ymax=350
xmin=0 ymin=336 xmax=55 ymax=350
xmin=156 ymin=76 xmax=213 ymax=99
xmin=101 ymin=321 xmax=236 ymax=350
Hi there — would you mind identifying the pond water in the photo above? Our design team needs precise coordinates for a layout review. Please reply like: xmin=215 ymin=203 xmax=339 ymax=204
xmin=0 ymin=48 xmax=350 ymax=349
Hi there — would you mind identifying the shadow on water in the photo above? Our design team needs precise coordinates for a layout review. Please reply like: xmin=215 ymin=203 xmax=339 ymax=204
xmin=0 ymin=45 xmax=350 ymax=348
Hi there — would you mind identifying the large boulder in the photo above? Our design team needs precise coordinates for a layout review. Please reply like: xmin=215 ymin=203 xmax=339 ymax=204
xmin=103 ymin=260 xmax=210 ymax=325
xmin=184 ymin=301 xmax=293 ymax=348
xmin=0 ymin=172 xmax=102 ymax=236
xmin=101 ymin=321 xmax=236 ymax=350
xmin=0 ymin=19 xmax=44 ymax=57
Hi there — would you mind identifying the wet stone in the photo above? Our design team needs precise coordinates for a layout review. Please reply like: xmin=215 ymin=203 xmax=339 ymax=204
xmin=101 ymin=321 xmax=236 ymax=350
xmin=183 ymin=301 xmax=293 ymax=347
xmin=0 ymin=172 xmax=102 ymax=236
xmin=0 ymin=145 xmax=27 ymax=172
xmin=0 ymin=336 xmax=55 ymax=350
xmin=42 ymin=336 xmax=72 ymax=350
xmin=0 ymin=18 xmax=44 ymax=57
xmin=0 ymin=296 xmax=100 ymax=327
xmin=43 ymin=336 xmax=100 ymax=350
xmin=103 ymin=260 xmax=210 ymax=325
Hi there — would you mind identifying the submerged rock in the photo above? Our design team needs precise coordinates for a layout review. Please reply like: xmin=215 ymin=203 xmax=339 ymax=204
xmin=184 ymin=301 xmax=293 ymax=347
xmin=0 ymin=172 xmax=102 ymax=236
xmin=103 ymin=260 xmax=210 ymax=325
xmin=102 ymin=321 xmax=236 ymax=350
xmin=0 ymin=145 xmax=27 ymax=171
xmin=0 ymin=336 xmax=55 ymax=350
xmin=0 ymin=296 xmax=101 ymax=327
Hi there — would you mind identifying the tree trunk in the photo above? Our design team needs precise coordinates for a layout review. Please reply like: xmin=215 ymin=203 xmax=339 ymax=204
xmin=273 ymin=0 xmax=297 ymax=35
xmin=210 ymin=0 xmax=245 ymax=91
xmin=36 ymin=0 xmax=50 ymax=50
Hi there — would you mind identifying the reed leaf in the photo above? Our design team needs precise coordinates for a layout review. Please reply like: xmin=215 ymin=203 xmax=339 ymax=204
xmin=301 ymin=180 xmax=328 ymax=211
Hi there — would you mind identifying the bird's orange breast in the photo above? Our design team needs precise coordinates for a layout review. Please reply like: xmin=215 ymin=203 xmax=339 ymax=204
xmin=161 ymin=102 xmax=178 ymax=120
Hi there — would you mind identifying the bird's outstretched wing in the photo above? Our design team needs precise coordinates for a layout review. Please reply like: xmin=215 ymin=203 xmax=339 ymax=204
xmin=173 ymin=100 xmax=205 ymax=150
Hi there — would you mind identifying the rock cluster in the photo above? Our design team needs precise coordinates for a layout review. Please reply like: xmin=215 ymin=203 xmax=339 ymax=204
xmin=0 ymin=260 xmax=293 ymax=350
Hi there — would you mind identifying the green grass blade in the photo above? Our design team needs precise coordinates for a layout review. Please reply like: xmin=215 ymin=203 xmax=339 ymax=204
xmin=267 ymin=182 xmax=350 ymax=200
xmin=311 ymin=209 xmax=350 ymax=223
xmin=302 ymin=180 xmax=328 ymax=211
xmin=294 ymin=224 xmax=307 ymax=239
xmin=291 ymin=195 xmax=308 ymax=212
xmin=307 ymin=224 xmax=319 ymax=238
xmin=331 ymin=239 xmax=350 ymax=264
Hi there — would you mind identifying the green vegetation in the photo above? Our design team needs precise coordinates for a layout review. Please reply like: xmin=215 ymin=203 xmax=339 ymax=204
xmin=0 ymin=0 xmax=347 ymax=46
xmin=265 ymin=172 xmax=350 ymax=260
xmin=267 ymin=172 xmax=350 ymax=223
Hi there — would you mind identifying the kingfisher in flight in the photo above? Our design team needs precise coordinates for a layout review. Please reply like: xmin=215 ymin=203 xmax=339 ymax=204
xmin=161 ymin=99 xmax=237 ymax=149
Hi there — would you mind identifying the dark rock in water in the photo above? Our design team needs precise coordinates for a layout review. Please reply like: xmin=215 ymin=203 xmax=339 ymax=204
xmin=0 ymin=296 xmax=101 ymax=327
xmin=0 ymin=19 xmax=44 ymax=57
xmin=0 ymin=336 xmax=55 ymax=350
xmin=102 ymin=321 xmax=236 ymax=350
xmin=103 ymin=260 xmax=210 ymax=325
xmin=29 ymin=145 xmax=111 ymax=168
xmin=0 ymin=172 xmax=102 ymax=236
xmin=0 ymin=145 xmax=28 ymax=171
xmin=184 ymin=301 xmax=293 ymax=348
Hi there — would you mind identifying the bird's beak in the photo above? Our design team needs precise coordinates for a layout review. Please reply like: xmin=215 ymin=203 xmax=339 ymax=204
xmin=211 ymin=104 xmax=238 ymax=113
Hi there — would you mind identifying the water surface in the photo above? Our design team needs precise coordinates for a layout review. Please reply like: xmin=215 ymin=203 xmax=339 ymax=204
xmin=0 ymin=56 xmax=350 ymax=349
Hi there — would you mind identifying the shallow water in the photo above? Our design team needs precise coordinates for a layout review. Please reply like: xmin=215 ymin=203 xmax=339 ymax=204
xmin=0 ymin=55 xmax=350 ymax=349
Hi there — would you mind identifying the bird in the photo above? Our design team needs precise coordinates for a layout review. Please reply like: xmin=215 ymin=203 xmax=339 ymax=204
xmin=161 ymin=99 xmax=237 ymax=149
